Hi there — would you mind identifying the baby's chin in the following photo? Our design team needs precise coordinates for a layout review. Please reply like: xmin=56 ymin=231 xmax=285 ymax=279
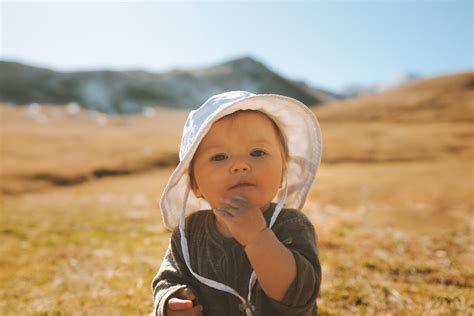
xmin=211 ymin=196 xmax=272 ymax=211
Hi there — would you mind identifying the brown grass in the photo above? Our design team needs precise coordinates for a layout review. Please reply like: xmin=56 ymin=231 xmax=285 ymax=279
xmin=0 ymin=72 xmax=473 ymax=314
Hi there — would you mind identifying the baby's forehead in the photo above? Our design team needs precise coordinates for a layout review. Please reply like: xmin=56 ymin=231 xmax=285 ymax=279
xmin=214 ymin=110 xmax=275 ymax=128
xmin=200 ymin=110 xmax=279 ymax=144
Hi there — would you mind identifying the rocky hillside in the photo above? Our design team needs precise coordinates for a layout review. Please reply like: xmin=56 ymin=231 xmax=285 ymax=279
xmin=0 ymin=57 xmax=340 ymax=114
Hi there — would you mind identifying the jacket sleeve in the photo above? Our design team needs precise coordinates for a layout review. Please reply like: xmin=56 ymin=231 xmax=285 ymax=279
xmin=151 ymin=228 xmax=198 ymax=316
xmin=259 ymin=211 xmax=321 ymax=315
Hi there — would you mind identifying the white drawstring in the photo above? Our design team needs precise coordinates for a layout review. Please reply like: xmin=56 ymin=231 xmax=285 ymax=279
xmin=179 ymin=176 xmax=288 ymax=315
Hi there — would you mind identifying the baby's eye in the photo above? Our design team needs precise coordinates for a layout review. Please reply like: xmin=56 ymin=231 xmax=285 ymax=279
xmin=211 ymin=153 xmax=228 ymax=161
xmin=250 ymin=149 xmax=267 ymax=157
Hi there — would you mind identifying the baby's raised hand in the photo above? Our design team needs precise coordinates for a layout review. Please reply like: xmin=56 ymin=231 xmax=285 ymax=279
xmin=166 ymin=287 xmax=203 ymax=316
xmin=216 ymin=196 xmax=267 ymax=246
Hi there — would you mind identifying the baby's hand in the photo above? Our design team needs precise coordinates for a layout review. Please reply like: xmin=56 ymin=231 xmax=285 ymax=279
xmin=166 ymin=287 xmax=203 ymax=316
xmin=216 ymin=196 xmax=267 ymax=246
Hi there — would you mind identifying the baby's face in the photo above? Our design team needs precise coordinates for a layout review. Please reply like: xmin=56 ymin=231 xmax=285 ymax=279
xmin=191 ymin=111 xmax=285 ymax=211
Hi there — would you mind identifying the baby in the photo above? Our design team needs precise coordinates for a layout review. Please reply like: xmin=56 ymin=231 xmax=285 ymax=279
xmin=152 ymin=91 xmax=323 ymax=316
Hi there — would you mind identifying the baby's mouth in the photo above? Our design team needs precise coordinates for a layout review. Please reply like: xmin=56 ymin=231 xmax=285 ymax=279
xmin=228 ymin=182 xmax=255 ymax=190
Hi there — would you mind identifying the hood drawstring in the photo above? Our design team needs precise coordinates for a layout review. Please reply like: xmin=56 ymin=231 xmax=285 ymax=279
xmin=178 ymin=176 xmax=288 ymax=315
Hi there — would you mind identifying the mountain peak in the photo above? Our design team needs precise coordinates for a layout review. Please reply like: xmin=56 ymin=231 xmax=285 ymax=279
xmin=218 ymin=56 xmax=268 ymax=71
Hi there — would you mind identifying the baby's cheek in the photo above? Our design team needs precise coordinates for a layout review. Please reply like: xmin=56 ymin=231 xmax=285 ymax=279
xmin=260 ymin=161 xmax=283 ymax=178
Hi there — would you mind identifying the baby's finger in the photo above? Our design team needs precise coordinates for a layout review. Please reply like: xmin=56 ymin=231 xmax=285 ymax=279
xmin=221 ymin=195 xmax=251 ymax=209
xmin=189 ymin=305 xmax=204 ymax=316
xmin=167 ymin=297 xmax=193 ymax=311
xmin=168 ymin=304 xmax=203 ymax=316
xmin=175 ymin=287 xmax=196 ymax=301
xmin=215 ymin=207 xmax=235 ymax=219
xmin=172 ymin=305 xmax=202 ymax=316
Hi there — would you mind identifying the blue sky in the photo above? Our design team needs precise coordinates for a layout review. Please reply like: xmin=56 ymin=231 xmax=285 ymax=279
xmin=1 ymin=1 xmax=472 ymax=91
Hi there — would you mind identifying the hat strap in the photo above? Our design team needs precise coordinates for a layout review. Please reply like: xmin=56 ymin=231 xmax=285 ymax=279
xmin=178 ymin=176 xmax=288 ymax=315
xmin=179 ymin=188 xmax=251 ymax=312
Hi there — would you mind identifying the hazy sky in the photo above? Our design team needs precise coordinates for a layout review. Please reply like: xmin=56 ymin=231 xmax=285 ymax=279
xmin=1 ymin=0 xmax=472 ymax=91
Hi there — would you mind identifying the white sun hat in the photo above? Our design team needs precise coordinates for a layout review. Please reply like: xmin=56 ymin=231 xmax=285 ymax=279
xmin=160 ymin=90 xmax=323 ymax=230
xmin=158 ymin=90 xmax=323 ymax=315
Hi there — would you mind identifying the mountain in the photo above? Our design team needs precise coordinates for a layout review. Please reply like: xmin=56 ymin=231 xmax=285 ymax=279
xmin=293 ymin=80 xmax=342 ymax=103
xmin=0 ymin=57 xmax=336 ymax=114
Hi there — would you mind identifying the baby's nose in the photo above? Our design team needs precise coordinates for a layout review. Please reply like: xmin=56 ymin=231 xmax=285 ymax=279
xmin=232 ymin=166 xmax=249 ymax=172
xmin=231 ymin=161 xmax=250 ymax=173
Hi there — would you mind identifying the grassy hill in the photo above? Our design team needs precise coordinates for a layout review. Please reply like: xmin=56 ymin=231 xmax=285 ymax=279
xmin=315 ymin=71 xmax=474 ymax=122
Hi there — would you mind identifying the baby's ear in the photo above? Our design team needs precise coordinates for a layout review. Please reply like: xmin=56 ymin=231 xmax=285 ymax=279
xmin=190 ymin=175 xmax=202 ymax=198
xmin=192 ymin=187 xmax=202 ymax=199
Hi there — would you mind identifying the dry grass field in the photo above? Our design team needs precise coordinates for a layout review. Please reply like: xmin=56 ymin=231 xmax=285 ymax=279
xmin=1 ymin=72 xmax=473 ymax=315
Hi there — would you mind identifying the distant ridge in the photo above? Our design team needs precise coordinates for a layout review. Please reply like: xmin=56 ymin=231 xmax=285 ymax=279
xmin=315 ymin=71 xmax=474 ymax=122
xmin=0 ymin=57 xmax=340 ymax=114
xmin=340 ymin=72 xmax=422 ymax=98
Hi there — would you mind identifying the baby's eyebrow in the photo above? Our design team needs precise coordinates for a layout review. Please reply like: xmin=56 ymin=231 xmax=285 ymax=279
xmin=200 ymin=145 xmax=224 ymax=153
xmin=199 ymin=140 xmax=272 ymax=153
xmin=254 ymin=139 xmax=273 ymax=145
